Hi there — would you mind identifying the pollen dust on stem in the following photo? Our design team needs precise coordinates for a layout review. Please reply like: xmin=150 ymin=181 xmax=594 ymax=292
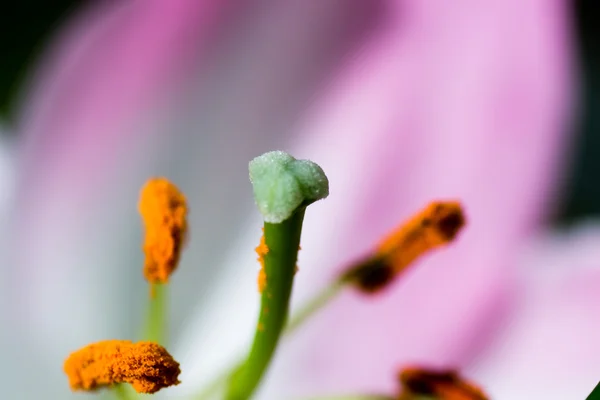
xmin=341 ymin=201 xmax=466 ymax=293
xmin=397 ymin=366 xmax=488 ymax=400
xmin=256 ymin=229 xmax=269 ymax=292
xmin=63 ymin=340 xmax=181 ymax=394
xmin=139 ymin=178 xmax=188 ymax=287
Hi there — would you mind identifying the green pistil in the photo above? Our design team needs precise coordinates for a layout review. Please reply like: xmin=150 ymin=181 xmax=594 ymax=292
xmin=248 ymin=150 xmax=329 ymax=223
xmin=224 ymin=151 xmax=329 ymax=400
xmin=226 ymin=210 xmax=306 ymax=400
xmin=191 ymin=279 xmax=348 ymax=400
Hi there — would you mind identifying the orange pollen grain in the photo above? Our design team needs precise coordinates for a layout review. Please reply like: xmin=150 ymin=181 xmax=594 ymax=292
xmin=63 ymin=340 xmax=181 ymax=394
xmin=256 ymin=230 xmax=269 ymax=292
xmin=139 ymin=178 xmax=188 ymax=285
xmin=377 ymin=201 xmax=465 ymax=274
xmin=398 ymin=367 xmax=488 ymax=400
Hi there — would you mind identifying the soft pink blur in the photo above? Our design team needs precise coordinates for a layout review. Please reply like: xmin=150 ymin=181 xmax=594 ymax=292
xmin=8 ymin=1 xmax=223 ymax=397
xmin=473 ymin=224 xmax=600 ymax=398
xmin=17 ymin=0 xmax=220 ymax=211
xmin=5 ymin=1 xmax=585 ymax=399
xmin=262 ymin=1 xmax=576 ymax=398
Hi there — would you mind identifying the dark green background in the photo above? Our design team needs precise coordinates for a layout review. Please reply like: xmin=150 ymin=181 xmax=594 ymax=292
xmin=1 ymin=1 xmax=598 ymax=224
xmin=558 ymin=0 xmax=600 ymax=224
xmin=0 ymin=0 xmax=84 ymax=117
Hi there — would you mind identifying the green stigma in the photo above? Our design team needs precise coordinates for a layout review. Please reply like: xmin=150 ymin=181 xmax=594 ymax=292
xmin=249 ymin=150 xmax=329 ymax=223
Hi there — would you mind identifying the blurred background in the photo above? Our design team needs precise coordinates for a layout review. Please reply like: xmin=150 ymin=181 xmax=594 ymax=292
xmin=2 ymin=0 xmax=600 ymax=222
xmin=2 ymin=1 xmax=600 ymax=400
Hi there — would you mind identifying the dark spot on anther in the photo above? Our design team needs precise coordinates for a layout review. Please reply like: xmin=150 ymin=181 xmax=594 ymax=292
xmin=436 ymin=209 xmax=465 ymax=240
xmin=340 ymin=257 xmax=394 ymax=293
xmin=400 ymin=369 xmax=458 ymax=395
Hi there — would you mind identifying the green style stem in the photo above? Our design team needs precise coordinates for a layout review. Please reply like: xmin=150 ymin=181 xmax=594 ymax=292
xmin=225 ymin=210 xmax=306 ymax=400
xmin=191 ymin=278 xmax=347 ymax=400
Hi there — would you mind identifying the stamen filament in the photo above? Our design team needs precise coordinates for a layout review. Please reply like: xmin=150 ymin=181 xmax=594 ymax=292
xmin=138 ymin=178 xmax=188 ymax=347
xmin=285 ymin=280 xmax=345 ymax=335
xmin=193 ymin=201 xmax=465 ymax=399
xmin=145 ymin=282 xmax=168 ymax=345
xmin=192 ymin=373 xmax=229 ymax=400
xmin=112 ymin=384 xmax=137 ymax=400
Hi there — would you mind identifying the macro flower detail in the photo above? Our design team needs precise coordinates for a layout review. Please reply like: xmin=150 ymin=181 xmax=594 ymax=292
xmin=62 ymin=153 xmax=482 ymax=399
xmin=63 ymin=180 xmax=187 ymax=397
xmin=63 ymin=340 xmax=181 ymax=394
xmin=226 ymin=150 xmax=330 ymax=400
xmin=139 ymin=178 xmax=188 ymax=284
xmin=342 ymin=201 xmax=466 ymax=293
xmin=7 ymin=1 xmax=578 ymax=398
xmin=398 ymin=366 xmax=488 ymax=400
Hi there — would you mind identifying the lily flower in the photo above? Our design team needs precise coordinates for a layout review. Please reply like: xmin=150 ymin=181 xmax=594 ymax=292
xmin=1 ymin=1 xmax=587 ymax=400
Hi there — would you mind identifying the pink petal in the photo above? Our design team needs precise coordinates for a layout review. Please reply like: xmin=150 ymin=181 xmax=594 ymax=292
xmin=7 ymin=1 xmax=386 ymax=398
xmin=7 ymin=1 xmax=221 ymax=397
xmin=472 ymin=223 xmax=600 ymax=399
xmin=18 ymin=0 xmax=221 ymax=187
xmin=6 ymin=0 xmax=576 ymax=399
xmin=260 ymin=0 xmax=575 ymax=397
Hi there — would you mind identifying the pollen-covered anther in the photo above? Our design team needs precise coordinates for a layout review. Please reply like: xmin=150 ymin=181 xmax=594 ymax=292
xmin=377 ymin=201 xmax=465 ymax=267
xmin=64 ymin=340 xmax=181 ymax=394
xmin=397 ymin=367 xmax=488 ymax=400
xmin=256 ymin=230 xmax=269 ymax=292
xmin=139 ymin=178 xmax=188 ymax=284
xmin=341 ymin=201 xmax=466 ymax=293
